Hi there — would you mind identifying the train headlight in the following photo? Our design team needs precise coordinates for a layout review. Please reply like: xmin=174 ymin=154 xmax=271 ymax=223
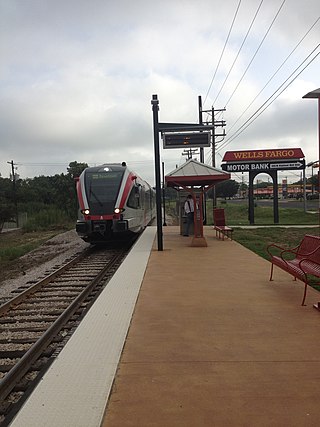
xmin=114 ymin=207 xmax=125 ymax=214
xmin=81 ymin=209 xmax=90 ymax=215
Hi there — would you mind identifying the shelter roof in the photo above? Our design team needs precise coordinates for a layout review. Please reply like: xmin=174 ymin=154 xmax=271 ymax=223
xmin=165 ymin=158 xmax=230 ymax=188
xmin=302 ymin=88 xmax=320 ymax=98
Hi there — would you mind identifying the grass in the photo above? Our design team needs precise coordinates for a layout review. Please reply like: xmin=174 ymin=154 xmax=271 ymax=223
xmin=204 ymin=200 xmax=319 ymax=260
xmin=232 ymin=227 xmax=317 ymax=261
xmin=207 ymin=200 xmax=318 ymax=225
xmin=0 ymin=226 xmax=72 ymax=282
xmin=0 ymin=207 xmax=75 ymax=277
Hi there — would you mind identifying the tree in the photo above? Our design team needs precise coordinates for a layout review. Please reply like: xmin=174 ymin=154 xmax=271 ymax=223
xmin=0 ymin=205 xmax=15 ymax=232
xmin=214 ymin=180 xmax=240 ymax=199
xmin=67 ymin=161 xmax=88 ymax=179
xmin=1 ymin=161 xmax=90 ymax=228
xmin=0 ymin=177 xmax=14 ymax=202
xmin=0 ymin=177 xmax=18 ymax=231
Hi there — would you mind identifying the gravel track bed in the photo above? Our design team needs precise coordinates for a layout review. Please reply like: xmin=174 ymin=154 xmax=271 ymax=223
xmin=0 ymin=321 xmax=53 ymax=329
xmin=0 ymin=331 xmax=43 ymax=340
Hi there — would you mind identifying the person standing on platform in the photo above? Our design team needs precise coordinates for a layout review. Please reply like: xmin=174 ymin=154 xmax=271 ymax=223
xmin=184 ymin=194 xmax=194 ymax=236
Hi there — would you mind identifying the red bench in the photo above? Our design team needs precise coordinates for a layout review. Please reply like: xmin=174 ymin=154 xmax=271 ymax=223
xmin=213 ymin=208 xmax=233 ymax=240
xmin=267 ymin=234 xmax=320 ymax=306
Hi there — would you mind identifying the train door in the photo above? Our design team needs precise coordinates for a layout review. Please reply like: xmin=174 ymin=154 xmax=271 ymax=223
xmin=127 ymin=184 xmax=143 ymax=230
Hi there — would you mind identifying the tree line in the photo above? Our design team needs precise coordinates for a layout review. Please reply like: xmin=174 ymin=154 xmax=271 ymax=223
xmin=0 ymin=161 xmax=88 ymax=232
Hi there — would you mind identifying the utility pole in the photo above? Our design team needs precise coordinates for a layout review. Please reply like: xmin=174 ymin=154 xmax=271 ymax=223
xmin=7 ymin=160 xmax=19 ymax=227
xmin=182 ymin=148 xmax=198 ymax=160
xmin=198 ymin=96 xmax=204 ymax=163
xmin=198 ymin=98 xmax=226 ymax=208
xmin=202 ymin=106 xmax=226 ymax=168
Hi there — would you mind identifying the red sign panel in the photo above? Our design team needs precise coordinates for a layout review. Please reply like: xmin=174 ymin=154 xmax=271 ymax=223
xmin=222 ymin=148 xmax=304 ymax=162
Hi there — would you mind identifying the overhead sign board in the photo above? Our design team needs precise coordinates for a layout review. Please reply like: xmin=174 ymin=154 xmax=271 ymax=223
xmin=163 ymin=132 xmax=210 ymax=149
xmin=221 ymin=159 xmax=305 ymax=172
xmin=222 ymin=148 xmax=304 ymax=162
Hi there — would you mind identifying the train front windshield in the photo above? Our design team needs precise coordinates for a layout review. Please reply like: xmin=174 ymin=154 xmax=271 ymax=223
xmin=84 ymin=170 xmax=124 ymax=214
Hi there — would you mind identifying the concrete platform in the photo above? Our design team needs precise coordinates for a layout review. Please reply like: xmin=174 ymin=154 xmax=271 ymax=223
xmin=10 ymin=226 xmax=320 ymax=427
xmin=102 ymin=226 xmax=320 ymax=427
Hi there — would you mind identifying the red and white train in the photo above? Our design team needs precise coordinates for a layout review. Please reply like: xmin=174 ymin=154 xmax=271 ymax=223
xmin=76 ymin=162 xmax=156 ymax=243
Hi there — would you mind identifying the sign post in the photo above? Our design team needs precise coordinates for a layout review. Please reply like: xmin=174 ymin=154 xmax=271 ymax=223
xmin=151 ymin=95 xmax=163 ymax=251
xmin=151 ymin=95 xmax=216 ymax=249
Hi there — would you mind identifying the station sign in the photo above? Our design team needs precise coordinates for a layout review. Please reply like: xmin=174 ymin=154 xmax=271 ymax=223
xmin=222 ymin=148 xmax=304 ymax=162
xmin=221 ymin=159 xmax=305 ymax=172
xmin=163 ymin=132 xmax=210 ymax=149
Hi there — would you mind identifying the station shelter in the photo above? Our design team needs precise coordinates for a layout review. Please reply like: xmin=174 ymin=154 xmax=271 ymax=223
xmin=165 ymin=159 xmax=230 ymax=247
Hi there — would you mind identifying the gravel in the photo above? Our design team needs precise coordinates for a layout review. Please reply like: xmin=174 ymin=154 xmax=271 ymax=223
xmin=0 ymin=230 xmax=90 ymax=300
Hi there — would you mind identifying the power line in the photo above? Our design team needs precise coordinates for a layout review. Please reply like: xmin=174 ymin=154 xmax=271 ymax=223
xmin=203 ymin=0 xmax=242 ymax=106
xmin=14 ymin=162 xmax=70 ymax=166
xmin=224 ymin=0 xmax=286 ymax=108
xmin=217 ymin=45 xmax=320 ymax=152
xmin=227 ymin=15 xmax=320 ymax=135
xmin=212 ymin=0 xmax=264 ymax=106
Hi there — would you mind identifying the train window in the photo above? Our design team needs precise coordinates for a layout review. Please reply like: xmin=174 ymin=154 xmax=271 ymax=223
xmin=127 ymin=185 xmax=140 ymax=209
xmin=140 ymin=186 xmax=145 ymax=209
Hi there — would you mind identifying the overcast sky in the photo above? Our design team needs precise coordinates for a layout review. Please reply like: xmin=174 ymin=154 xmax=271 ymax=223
xmin=1 ymin=0 xmax=319 ymax=185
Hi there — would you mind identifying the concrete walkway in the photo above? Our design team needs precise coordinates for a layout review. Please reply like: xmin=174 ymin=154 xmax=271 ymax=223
xmin=102 ymin=226 xmax=320 ymax=427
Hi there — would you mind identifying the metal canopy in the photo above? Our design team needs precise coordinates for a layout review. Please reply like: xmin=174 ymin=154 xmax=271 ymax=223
xmin=165 ymin=159 xmax=230 ymax=188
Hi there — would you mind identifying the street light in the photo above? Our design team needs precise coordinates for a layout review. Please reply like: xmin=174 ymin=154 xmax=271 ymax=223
xmin=303 ymin=88 xmax=320 ymax=233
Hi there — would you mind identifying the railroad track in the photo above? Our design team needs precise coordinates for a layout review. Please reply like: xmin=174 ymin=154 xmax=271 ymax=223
xmin=0 ymin=240 xmax=134 ymax=426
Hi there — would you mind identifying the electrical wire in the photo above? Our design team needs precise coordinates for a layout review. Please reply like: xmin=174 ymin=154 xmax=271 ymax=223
xmin=212 ymin=0 xmax=264 ymax=106
xmin=227 ymin=15 xmax=320 ymax=135
xmin=217 ymin=45 xmax=320 ymax=152
xmin=203 ymin=0 xmax=242 ymax=106
xmin=223 ymin=0 xmax=286 ymax=108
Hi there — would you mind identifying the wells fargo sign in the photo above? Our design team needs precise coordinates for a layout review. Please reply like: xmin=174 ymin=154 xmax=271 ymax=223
xmin=222 ymin=148 xmax=304 ymax=162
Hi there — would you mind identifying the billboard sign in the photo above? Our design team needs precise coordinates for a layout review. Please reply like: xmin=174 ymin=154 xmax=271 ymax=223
xmin=222 ymin=148 xmax=304 ymax=162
